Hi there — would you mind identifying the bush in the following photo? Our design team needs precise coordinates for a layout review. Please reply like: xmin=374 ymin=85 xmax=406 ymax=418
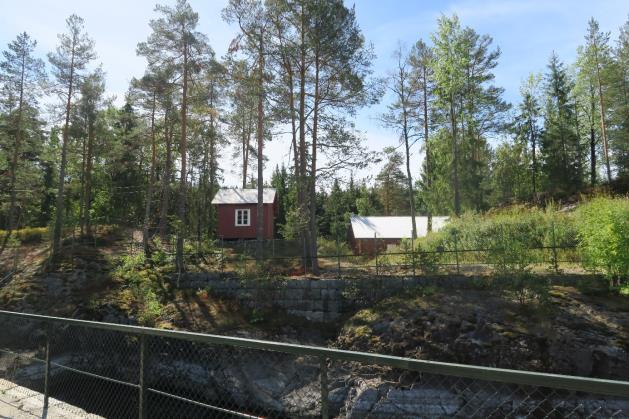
xmin=575 ymin=197 xmax=629 ymax=284
xmin=317 ymin=237 xmax=351 ymax=257
xmin=0 ymin=227 xmax=48 ymax=244
xmin=399 ymin=238 xmax=441 ymax=274
xmin=505 ymin=272 xmax=550 ymax=306
xmin=137 ymin=289 xmax=163 ymax=326
xmin=415 ymin=206 xmax=577 ymax=275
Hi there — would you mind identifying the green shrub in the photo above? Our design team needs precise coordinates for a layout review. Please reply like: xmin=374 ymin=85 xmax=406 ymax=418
xmin=317 ymin=237 xmax=351 ymax=257
xmin=416 ymin=206 xmax=577 ymax=275
xmin=138 ymin=289 xmax=163 ymax=326
xmin=0 ymin=227 xmax=48 ymax=244
xmin=505 ymin=272 xmax=550 ymax=306
xmin=113 ymin=252 xmax=146 ymax=282
xmin=575 ymin=197 xmax=629 ymax=284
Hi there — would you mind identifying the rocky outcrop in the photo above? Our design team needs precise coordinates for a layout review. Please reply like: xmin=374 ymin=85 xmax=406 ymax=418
xmin=336 ymin=287 xmax=629 ymax=381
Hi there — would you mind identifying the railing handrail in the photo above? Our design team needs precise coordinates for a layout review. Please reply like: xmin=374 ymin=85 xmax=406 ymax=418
xmin=1 ymin=309 xmax=628 ymax=398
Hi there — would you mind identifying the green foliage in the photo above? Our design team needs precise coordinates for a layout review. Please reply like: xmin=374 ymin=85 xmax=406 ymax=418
xmin=575 ymin=197 xmax=629 ymax=283
xmin=112 ymin=251 xmax=169 ymax=326
xmin=317 ymin=237 xmax=351 ymax=257
xmin=280 ymin=207 xmax=309 ymax=240
xmin=416 ymin=205 xmax=577 ymax=275
xmin=505 ymin=272 xmax=550 ymax=306
xmin=0 ymin=227 xmax=48 ymax=244
xmin=138 ymin=289 xmax=163 ymax=326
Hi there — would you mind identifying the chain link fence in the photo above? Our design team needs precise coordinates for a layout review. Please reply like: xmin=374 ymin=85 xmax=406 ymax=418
xmin=1 ymin=310 xmax=627 ymax=418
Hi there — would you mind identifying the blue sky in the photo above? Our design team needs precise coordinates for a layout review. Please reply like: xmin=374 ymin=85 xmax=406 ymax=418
xmin=0 ymin=0 xmax=627 ymax=186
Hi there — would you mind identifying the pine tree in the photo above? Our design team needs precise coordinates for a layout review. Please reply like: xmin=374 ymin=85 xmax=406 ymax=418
xmin=0 ymin=32 xmax=46 ymax=254
xmin=223 ymin=0 xmax=270 ymax=260
xmin=516 ymin=73 xmax=543 ymax=196
xmin=375 ymin=147 xmax=408 ymax=216
xmin=138 ymin=0 xmax=211 ymax=272
xmin=409 ymin=39 xmax=436 ymax=230
xmin=48 ymin=14 xmax=96 ymax=259
xmin=77 ymin=68 xmax=105 ymax=238
xmin=609 ymin=18 xmax=629 ymax=181
xmin=584 ymin=18 xmax=613 ymax=182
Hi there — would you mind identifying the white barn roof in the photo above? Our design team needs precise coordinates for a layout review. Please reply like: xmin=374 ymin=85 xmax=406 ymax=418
xmin=350 ymin=215 xmax=449 ymax=239
xmin=211 ymin=188 xmax=276 ymax=204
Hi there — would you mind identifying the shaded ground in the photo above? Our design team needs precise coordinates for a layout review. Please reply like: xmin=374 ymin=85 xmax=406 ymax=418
xmin=335 ymin=285 xmax=629 ymax=380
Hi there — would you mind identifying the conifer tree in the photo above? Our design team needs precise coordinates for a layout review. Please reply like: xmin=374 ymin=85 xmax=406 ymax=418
xmin=49 ymin=14 xmax=96 ymax=259
xmin=138 ymin=0 xmax=211 ymax=272
xmin=0 ymin=32 xmax=46 ymax=254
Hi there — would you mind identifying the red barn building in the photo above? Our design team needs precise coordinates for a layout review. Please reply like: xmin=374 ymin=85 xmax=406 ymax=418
xmin=212 ymin=188 xmax=277 ymax=239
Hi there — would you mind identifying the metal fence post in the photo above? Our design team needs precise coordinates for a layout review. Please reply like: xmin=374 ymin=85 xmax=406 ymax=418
xmin=221 ymin=237 xmax=225 ymax=277
xmin=411 ymin=233 xmax=416 ymax=278
xmin=43 ymin=324 xmax=51 ymax=412
xmin=551 ymin=221 xmax=559 ymax=274
xmin=454 ymin=230 xmax=460 ymax=275
xmin=374 ymin=233 xmax=379 ymax=276
xmin=320 ymin=357 xmax=329 ymax=419
xmin=336 ymin=235 xmax=341 ymax=278
xmin=139 ymin=335 xmax=147 ymax=419
xmin=303 ymin=236 xmax=308 ymax=276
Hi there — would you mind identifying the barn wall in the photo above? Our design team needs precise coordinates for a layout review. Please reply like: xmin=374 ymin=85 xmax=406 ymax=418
xmin=216 ymin=203 xmax=275 ymax=239
xmin=348 ymin=233 xmax=401 ymax=256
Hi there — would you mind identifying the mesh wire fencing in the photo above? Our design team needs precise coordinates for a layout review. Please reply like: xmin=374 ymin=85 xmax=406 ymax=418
xmin=176 ymin=241 xmax=581 ymax=279
xmin=1 ymin=310 xmax=628 ymax=418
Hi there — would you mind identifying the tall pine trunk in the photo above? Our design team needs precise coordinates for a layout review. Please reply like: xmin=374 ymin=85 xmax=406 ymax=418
xmin=159 ymin=117 xmax=172 ymax=240
xmin=529 ymin=115 xmax=537 ymax=197
xmin=84 ymin=120 xmax=95 ymax=237
xmin=403 ymin=113 xmax=417 ymax=239
xmin=143 ymin=91 xmax=157 ymax=257
xmin=52 ymin=46 xmax=76 ymax=260
xmin=176 ymin=45 xmax=188 ymax=274
xmin=594 ymin=48 xmax=611 ymax=182
xmin=79 ymin=136 xmax=87 ymax=237
xmin=309 ymin=53 xmax=320 ymax=275
xmin=298 ymin=7 xmax=310 ymax=270
xmin=422 ymin=66 xmax=432 ymax=233
xmin=256 ymin=33 xmax=265 ymax=261
xmin=450 ymin=96 xmax=461 ymax=216
xmin=0 ymin=51 xmax=26 ymax=256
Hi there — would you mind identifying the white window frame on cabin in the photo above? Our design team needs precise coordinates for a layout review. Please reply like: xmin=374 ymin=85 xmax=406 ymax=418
xmin=235 ymin=209 xmax=251 ymax=226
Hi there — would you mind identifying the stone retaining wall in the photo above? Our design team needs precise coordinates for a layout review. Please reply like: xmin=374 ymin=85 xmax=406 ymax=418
xmin=180 ymin=273 xmax=596 ymax=322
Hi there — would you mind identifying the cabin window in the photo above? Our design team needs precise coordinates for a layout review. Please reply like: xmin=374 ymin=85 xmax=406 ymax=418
xmin=235 ymin=209 xmax=250 ymax=226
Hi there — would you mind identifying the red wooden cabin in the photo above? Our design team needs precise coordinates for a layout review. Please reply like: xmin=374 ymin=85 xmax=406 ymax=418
xmin=212 ymin=188 xmax=277 ymax=240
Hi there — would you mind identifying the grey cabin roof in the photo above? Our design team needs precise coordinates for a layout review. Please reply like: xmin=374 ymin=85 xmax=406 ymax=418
xmin=211 ymin=188 xmax=276 ymax=205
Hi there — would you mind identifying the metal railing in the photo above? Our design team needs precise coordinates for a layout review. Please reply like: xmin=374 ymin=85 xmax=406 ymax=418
xmin=1 ymin=309 xmax=628 ymax=418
